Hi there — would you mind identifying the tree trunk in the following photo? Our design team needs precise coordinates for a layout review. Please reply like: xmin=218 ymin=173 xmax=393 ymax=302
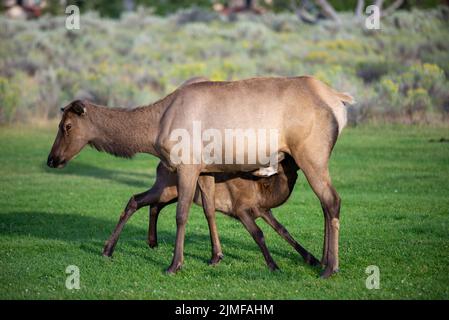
xmin=355 ymin=0 xmax=365 ymax=18
xmin=315 ymin=0 xmax=341 ymax=24
xmin=374 ymin=0 xmax=384 ymax=7
xmin=373 ymin=0 xmax=384 ymax=16
xmin=123 ymin=0 xmax=134 ymax=11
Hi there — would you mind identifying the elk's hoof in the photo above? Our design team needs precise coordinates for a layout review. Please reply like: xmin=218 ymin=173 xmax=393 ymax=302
xmin=321 ymin=257 xmax=328 ymax=266
xmin=209 ymin=253 xmax=224 ymax=266
xmin=165 ymin=263 xmax=182 ymax=275
xmin=320 ymin=267 xmax=339 ymax=279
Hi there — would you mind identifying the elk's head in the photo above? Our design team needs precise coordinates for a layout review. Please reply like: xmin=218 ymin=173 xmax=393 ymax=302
xmin=47 ymin=100 xmax=95 ymax=168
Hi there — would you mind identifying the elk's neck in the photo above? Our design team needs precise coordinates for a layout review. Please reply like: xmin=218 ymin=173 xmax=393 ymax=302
xmin=87 ymin=96 xmax=171 ymax=158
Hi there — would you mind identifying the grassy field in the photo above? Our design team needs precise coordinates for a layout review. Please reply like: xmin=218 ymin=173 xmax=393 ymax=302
xmin=0 ymin=124 xmax=448 ymax=299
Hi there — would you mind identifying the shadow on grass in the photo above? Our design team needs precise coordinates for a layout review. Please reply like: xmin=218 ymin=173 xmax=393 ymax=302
xmin=0 ymin=211 xmax=318 ymax=271
xmin=41 ymin=161 xmax=155 ymax=188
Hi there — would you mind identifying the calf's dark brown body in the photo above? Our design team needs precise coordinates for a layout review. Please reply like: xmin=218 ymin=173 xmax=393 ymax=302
xmin=102 ymin=155 xmax=320 ymax=270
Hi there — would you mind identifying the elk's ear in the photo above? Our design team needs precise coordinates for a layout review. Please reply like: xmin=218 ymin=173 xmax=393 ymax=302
xmin=70 ymin=100 xmax=87 ymax=116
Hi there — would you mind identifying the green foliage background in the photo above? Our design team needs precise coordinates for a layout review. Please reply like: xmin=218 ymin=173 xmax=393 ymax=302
xmin=0 ymin=1 xmax=448 ymax=301
xmin=39 ymin=1 xmax=444 ymax=17
xmin=1 ymin=7 xmax=448 ymax=124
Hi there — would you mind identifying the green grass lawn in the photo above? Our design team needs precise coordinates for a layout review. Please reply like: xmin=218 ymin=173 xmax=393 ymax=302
xmin=0 ymin=124 xmax=448 ymax=299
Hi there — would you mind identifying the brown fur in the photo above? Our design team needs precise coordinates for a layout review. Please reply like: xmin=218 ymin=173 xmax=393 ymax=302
xmin=47 ymin=75 xmax=353 ymax=277
xmin=102 ymin=155 xmax=321 ymax=270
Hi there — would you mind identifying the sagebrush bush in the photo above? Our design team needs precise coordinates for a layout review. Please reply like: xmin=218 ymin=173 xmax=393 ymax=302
xmin=0 ymin=7 xmax=448 ymax=124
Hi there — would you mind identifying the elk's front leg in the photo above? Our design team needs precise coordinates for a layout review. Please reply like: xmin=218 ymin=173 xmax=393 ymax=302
xmin=166 ymin=165 xmax=200 ymax=274
xmin=198 ymin=175 xmax=223 ymax=265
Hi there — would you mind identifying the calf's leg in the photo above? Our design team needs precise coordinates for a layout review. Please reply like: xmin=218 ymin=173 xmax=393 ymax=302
xmin=198 ymin=175 xmax=223 ymax=265
xmin=148 ymin=205 xmax=160 ymax=248
xmin=239 ymin=212 xmax=279 ymax=271
xmin=103 ymin=188 xmax=161 ymax=257
xmin=148 ymin=198 xmax=178 ymax=248
xmin=148 ymin=202 xmax=176 ymax=248
xmin=261 ymin=210 xmax=320 ymax=267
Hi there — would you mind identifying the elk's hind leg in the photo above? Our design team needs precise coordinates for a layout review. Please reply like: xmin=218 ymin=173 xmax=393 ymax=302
xmin=291 ymin=139 xmax=341 ymax=278
xmin=294 ymin=159 xmax=341 ymax=278
xmin=261 ymin=210 xmax=320 ymax=267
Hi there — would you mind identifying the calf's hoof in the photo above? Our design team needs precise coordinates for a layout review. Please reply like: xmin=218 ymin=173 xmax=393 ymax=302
xmin=102 ymin=250 xmax=112 ymax=258
xmin=305 ymin=254 xmax=321 ymax=267
xmin=209 ymin=253 xmax=224 ymax=266
xmin=147 ymin=240 xmax=158 ymax=249
xmin=102 ymin=242 xmax=114 ymax=257
xmin=268 ymin=262 xmax=280 ymax=271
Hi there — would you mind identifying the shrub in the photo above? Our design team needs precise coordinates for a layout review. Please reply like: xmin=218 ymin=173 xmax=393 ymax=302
xmin=356 ymin=61 xmax=402 ymax=83
xmin=304 ymin=51 xmax=335 ymax=64
xmin=0 ymin=8 xmax=448 ymax=125
xmin=405 ymin=87 xmax=432 ymax=113
xmin=0 ymin=77 xmax=20 ymax=123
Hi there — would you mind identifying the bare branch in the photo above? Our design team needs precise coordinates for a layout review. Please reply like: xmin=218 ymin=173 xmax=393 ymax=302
xmin=290 ymin=0 xmax=317 ymax=24
xmin=373 ymin=0 xmax=384 ymax=16
xmin=374 ymin=0 xmax=384 ymax=9
xmin=383 ymin=0 xmax=405 ymax=16
xmin=314 ymin=0 xmax=341 ymax=24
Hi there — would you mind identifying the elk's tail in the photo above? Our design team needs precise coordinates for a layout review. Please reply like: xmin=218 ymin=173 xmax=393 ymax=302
xmin=328 ymin=90 xmax=355 ymax=136
xmin=335 ymin=91 xmax=356 ymax=105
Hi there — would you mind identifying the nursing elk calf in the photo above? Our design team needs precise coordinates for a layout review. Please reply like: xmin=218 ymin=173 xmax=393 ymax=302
xmin=47 ymin=76 xmax=353 ymax=278
xmin=102 ymin=154 xmax=321 ymax=271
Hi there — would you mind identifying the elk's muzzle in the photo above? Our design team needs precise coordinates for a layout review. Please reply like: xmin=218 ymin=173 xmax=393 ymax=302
xmin=47 ymin=155 xmax=66 ymax=168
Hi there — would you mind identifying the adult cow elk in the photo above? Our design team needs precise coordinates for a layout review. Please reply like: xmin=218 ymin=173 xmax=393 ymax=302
xmin=47 ymin=76 xmax=353 ymax=278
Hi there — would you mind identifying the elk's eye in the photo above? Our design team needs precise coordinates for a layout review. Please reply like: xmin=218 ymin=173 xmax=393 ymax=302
xmin=65 ymin=123 xmax=72 ymax=131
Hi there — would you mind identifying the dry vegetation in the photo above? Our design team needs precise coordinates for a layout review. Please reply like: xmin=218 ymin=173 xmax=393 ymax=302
xmin=0 ymin=7 xmax=448 ymax=124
